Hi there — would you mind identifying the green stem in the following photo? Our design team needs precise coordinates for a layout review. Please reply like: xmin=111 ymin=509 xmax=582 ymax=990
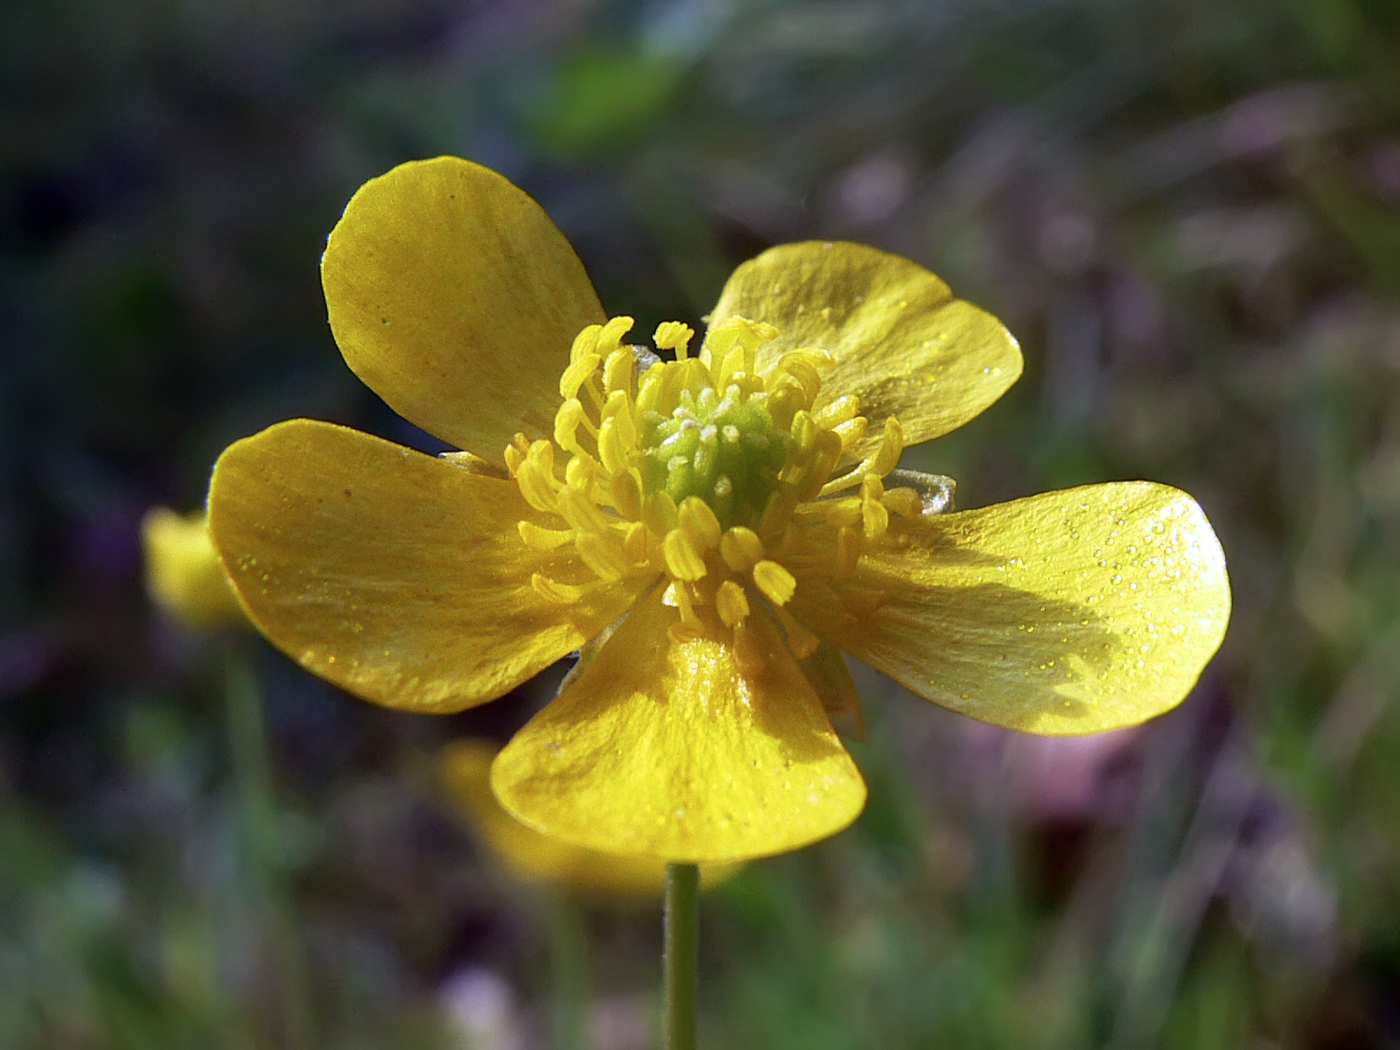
xmin=663 ymin=863 xmax=699 ymax=1050
xmin=549 ymin=893 xmax=591 ymax=1050
xmin=225 ymin=653 xmax=314 ymax=1050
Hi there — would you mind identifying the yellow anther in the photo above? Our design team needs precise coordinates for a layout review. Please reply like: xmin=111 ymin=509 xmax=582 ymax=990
xmin=818 ymin=417 xmax=906 ymax=497
xmin=869 ymin=416 xmax=904 ymax=477
xmin=609 ymin=469 xmax=644 ymax=520
xmin=814 ymin=394 xmax=861 ymax=428
xmin=860 ymin=474 xmax=884 ymax=502
xmin=823 ymin=499 xmax=862 ymax=528
xmin=503 ymin=432 xmax=532 ymax=475
xmin=603 ymin=348 xmax=635 ymax=396
xmin=634 ymin=368 xmax=663 ymax=415
xmin=833 ymin=416 xmax=868 ymax=455
xmin=517 ymin=521 xmax=574 ymax=551
xmin=720 ymin=527 xmax=765 ymax=572
xmin=753 ymin=559 xmax=796 ymax=606
xmin=679 ymin=357 xmax=711 ymax=399
xmin=597 ymin=414 xmax=630 ymax=475
xmin=569 ymin=324 xmax=602 ymax=363
xmin=597 ymin=315 xmax=635 ymax=352
xmin=862 ymin=495 xmax=889 ymax=541
xmin=575 ymin=531 xmax=628 ymax=581
xmin=797 ymin=428 xmax=842 ymax=503
xmin=765 ymin=377 xmax=807 ymax=431
xmin=558 ymin=354 xmax=600 ymax=398
xmin=532 ymin=574 xmax=586 ymax=604
xmin=716 ymin=580 xmax=750 ymax=627
xmin=663 ymin=527 xmax=708 ymax=581
xmin=642 ymin=490 xmax=679 ymax=536
xmin=601 ymin=385 xmax=635 ymax=426
xmin=516 ymin=441 xmax=560 ymax=512
xmin=553 ymin=398 xmax=592 ymax=458
xmin=653 ymin=321 xmax=695 ymax=360
xmin=779 ymin=355 xmax=822 ymax=405
xmin=564 ymin=454 xmax=597 ymax=492
xmin=881 ymin=486 xmax=922 ymax=518
xmin=774 ymin=604 xmax=820 ymax=660
xmin=678 ymin=496 xmax=722 ymax=551
xmin=704 ymin=316 xmax=775 ymax=363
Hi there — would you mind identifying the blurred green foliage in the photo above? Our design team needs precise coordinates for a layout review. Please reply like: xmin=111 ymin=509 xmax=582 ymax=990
xmin=3 ymin=0 xmax=1400 ymax=1047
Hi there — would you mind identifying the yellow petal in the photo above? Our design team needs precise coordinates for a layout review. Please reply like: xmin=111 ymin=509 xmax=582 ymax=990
xmin=208 ymin=419 xmax=648 ymax=713
xmin=491 ymin=590 xmax=867 ymax=862
xmin=142 ymin=508 xmax=246 ymax=629
xmin=709 ymin=241 xmax=1022 ymax=457
xmin=440 ymin=740 xmax=738 ymax=898
xmin=814 ymin=483 xmax=1230 ymax=734
xmin=322 ymin=157 xmax=607 ymax=460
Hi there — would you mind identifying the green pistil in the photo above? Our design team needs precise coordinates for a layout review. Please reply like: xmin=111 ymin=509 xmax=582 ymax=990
xmin=640 ymin=386 xmax=789 ymax=529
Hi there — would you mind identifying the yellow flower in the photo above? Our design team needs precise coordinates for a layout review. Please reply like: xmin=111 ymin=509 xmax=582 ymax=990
xmin=441 ymin=740 xmax=737 ymax=898
xmin=142 ymin=508 xmax=246 ymax=628
xmin=207 ymin=157 xmax=1230 ymax=864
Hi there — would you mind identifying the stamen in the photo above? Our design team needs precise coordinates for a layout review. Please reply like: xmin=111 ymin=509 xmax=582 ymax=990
xmin=753 ymin=560 xmax=796 ymax=606
xmin=881 ymin=487 xmax=922 ymax=518
xmin=819 ymin=416 xmax=906 ymax=497
xmin=569 ymin=324 xmax=602 ymax=364
xmin=518 ymin=312 xmax=901 ymax=635
xmin=813 ymin=394 xmax=860 ymax=428
xmin=643 ymin=491 xmax=679 ymax=535
xmin=654 ymin=321 xmax=695 ymax=360
xmin=559 ymin=354 xmax=600 ymax=398
xmin=609 ymin=470 xmax=644 ymax=519
xmin=516 ymin=441 xmax=561 ymax=512
xmin=663 ymin=528 xmax=707 ymax=581
xmin=720 ymin=527 xmax=764 ymax=572
xmin=716 ymin=580 xmax=750 ymax=627
xmin=597 ymin=315 xmax=635 ymax=351
xmin=664 ymin=580 xmax=702 ymax=629
xmin=677 ymin=496 xmax=722 ymax=551
xmin=773 ymin=603 xmax=820 ymax=660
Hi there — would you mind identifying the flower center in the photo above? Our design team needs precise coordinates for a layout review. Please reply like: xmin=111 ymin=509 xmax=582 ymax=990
xmin=638 ymin=382 xmax=785 ymax=531
xmin=504 ymin=314 xmax=931 ymax=650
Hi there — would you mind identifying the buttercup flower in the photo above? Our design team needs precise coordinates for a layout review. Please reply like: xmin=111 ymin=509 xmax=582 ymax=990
xmin=208 ymin=157 xmax=1230 ymax=864
xmin=143 ymin=508 xmax=245 ymax=628
xmin=442 ymin=740 xmax=737 ymax=897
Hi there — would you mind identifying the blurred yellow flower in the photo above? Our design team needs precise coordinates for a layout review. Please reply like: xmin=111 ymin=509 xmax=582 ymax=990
xmin=442 ymin=740 xmax=736 ymax=898
xmin=207 ymin=157 xmax=1230 ymax=863
xmin=142 ymin=508 xmax=245 ymax=628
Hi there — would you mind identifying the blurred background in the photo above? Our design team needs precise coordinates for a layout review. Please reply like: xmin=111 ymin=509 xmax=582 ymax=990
xmin=3 ymin=0 xmax=1399 ymax=1046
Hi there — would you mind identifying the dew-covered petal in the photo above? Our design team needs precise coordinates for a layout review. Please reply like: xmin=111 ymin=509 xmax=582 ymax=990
xmin=323 ymin=157 xmax=606 ymax=460
xmin=812 ymin=483 xmax=1230 ymax=734
xmin=708 ymin=241 xmax=1021 ymax=458
xmin=491 ymin=591 xmax=867 ymax=862
xmin=208 ymin=419 xmax=646 ymax=713
xmin=441 ymin=740 xmax=738 ymax=897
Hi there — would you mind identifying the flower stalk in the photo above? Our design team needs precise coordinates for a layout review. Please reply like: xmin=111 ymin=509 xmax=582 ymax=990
xmin=664 ymin=863 xmax=699 ymax=1050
